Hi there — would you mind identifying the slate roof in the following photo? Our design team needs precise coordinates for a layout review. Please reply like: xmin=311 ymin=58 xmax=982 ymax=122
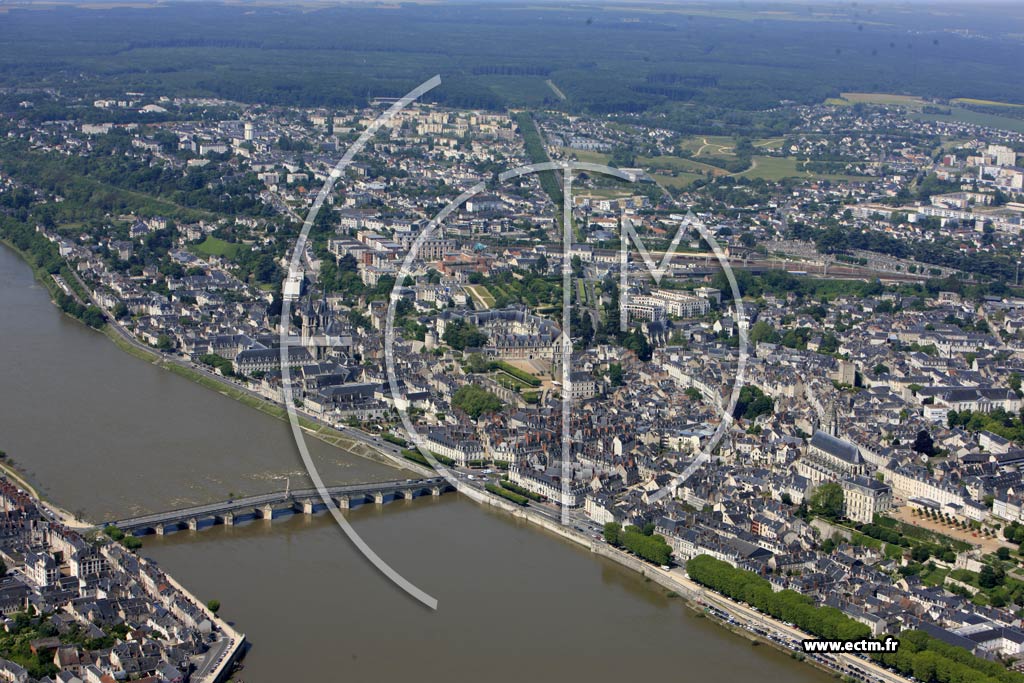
xmin=810 ymin=430 xmax=863 ymax=465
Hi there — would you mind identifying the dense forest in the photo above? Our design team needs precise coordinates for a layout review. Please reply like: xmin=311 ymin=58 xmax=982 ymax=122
xmin=1 ymin=3 xmax=1023 ymax=123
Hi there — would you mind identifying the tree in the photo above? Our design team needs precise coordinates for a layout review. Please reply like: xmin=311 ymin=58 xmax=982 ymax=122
xmin=443 ymin=319 xmax=488 ymax=350
xmin=81 ymin=306 xmax=105 ymax=328
xmin=733 ymin=385 xmax=774 ymax=421
xmin=206 ymin=599 xmax=221 ymax=614
xmin=609 ymin=146 xmax=636 ymax=168
xmin=912 ymin=430 xmax=936 ymax=457
xmin=571 ymin=254 xmax=584 ymax=278
xmin=808 ymin=482 xmax=844 ymax=520
xmin=603 ymin=522 xmax=621 ymax=545
xmin=622 ymin=327 xmax=652 ymax=361
xmin=749 ymin=320 xmax=779 ymax=346
xmin=979 ymin=564 xmax=999 ymax=589
xmin=607 ymin=363 xmax=624 ymax=387
xmin=465 ymin=353 xmax=490 ymax=374
xmin=451 ymin=384 xmax=503 ymax=419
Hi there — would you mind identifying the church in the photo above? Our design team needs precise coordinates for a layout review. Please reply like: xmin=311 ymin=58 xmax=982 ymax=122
xmin=300 ymin=293 xmax=353 ymax=360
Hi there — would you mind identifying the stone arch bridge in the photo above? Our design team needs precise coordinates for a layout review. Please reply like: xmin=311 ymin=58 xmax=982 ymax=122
xmin=105 ymin=478 xmax=454 ymax=536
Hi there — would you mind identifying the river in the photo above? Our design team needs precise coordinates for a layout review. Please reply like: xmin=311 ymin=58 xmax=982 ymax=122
xmin=0 ymin=244 xmax=400 ymax=522
xmin=0 ymin=244 xmax=829 ymax=683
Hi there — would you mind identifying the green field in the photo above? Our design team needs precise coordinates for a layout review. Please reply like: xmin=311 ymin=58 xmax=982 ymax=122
xmin=819 ymin=91 xmax=1024 ymax=134
xmin=651 ymin=172 xmax=703 ymax=189
xmin=735 ymin=156 xmax=799 ymax=180
xmin=562 ymin=148 xmax=609 ymax=165
xmin=736 ymin=156 xmax=865 ymax=182
xmin=638 ymin=154 xmax=727 ymax=176
xmin=569 ymin=146 xmax=861 ymax=184
xmin=190 ymin=235 xmax=244 ymax=259
xmin=576 ymin=185 xmax=636 ymax=199
xmin=823 ymin=93 xmax=1024 ymax=134
xmin=913 ymin=107 xmax=1024 ymax=135
xmin=677 ymin=135 xmax=736 ymax=158
xmin=676 ymin=135 xmax=784 ymax=156
xmin=563 ymin=147 xmax=727 ymax=182
xmin=753 ymin=137 xmax=785 ymax=150
xmin=465 ymin=284 xmax=496 ymax=309
xmin=826 ymin=92 xmax=927 ymax=106
xmin=951 ymin=98 xmax=1024 ymax=109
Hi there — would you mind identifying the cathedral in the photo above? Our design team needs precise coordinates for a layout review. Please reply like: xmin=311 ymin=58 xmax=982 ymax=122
xmin=300 ymin=294 xmax=352 ymax=360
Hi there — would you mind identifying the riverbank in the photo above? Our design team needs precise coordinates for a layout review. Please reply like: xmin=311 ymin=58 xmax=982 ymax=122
xmin=0 ymin=435 xmax=91 ymax=529
xmin=103 ymin=324 xmax=430 ymax=478
xmin=1 ymin=240 xmax=888 ymax=682
xmin=458 ymin=482 xmax=911 ymax=683
xmin=0 ymin=235 xmax=421 ymax=478
xmin=0 ymin=236 xmax=87 ymax=318
xmin=153 ymin=559 xmax=246 ymax=683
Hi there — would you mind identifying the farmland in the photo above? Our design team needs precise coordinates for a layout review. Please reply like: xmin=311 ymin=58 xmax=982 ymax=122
xmin=825 ymin=92 xmax=928 ymax=107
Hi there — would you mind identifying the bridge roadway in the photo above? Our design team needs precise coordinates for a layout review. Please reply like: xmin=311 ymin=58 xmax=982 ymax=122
xmin=107 ymin=477 xmax=453 ymax=536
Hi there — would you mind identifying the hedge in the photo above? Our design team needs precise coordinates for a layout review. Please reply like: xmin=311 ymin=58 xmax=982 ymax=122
xmin=500 ymin=479 xmax=543 ymax=502
xmin=492 ymin=361 xmax=541 ymax=387
xmin=486 ymin=483 xmax=528 ymax=506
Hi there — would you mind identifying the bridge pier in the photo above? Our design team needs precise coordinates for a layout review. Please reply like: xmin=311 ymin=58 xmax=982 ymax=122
xmin=108 ymin=478 xmax=453 ymax=535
